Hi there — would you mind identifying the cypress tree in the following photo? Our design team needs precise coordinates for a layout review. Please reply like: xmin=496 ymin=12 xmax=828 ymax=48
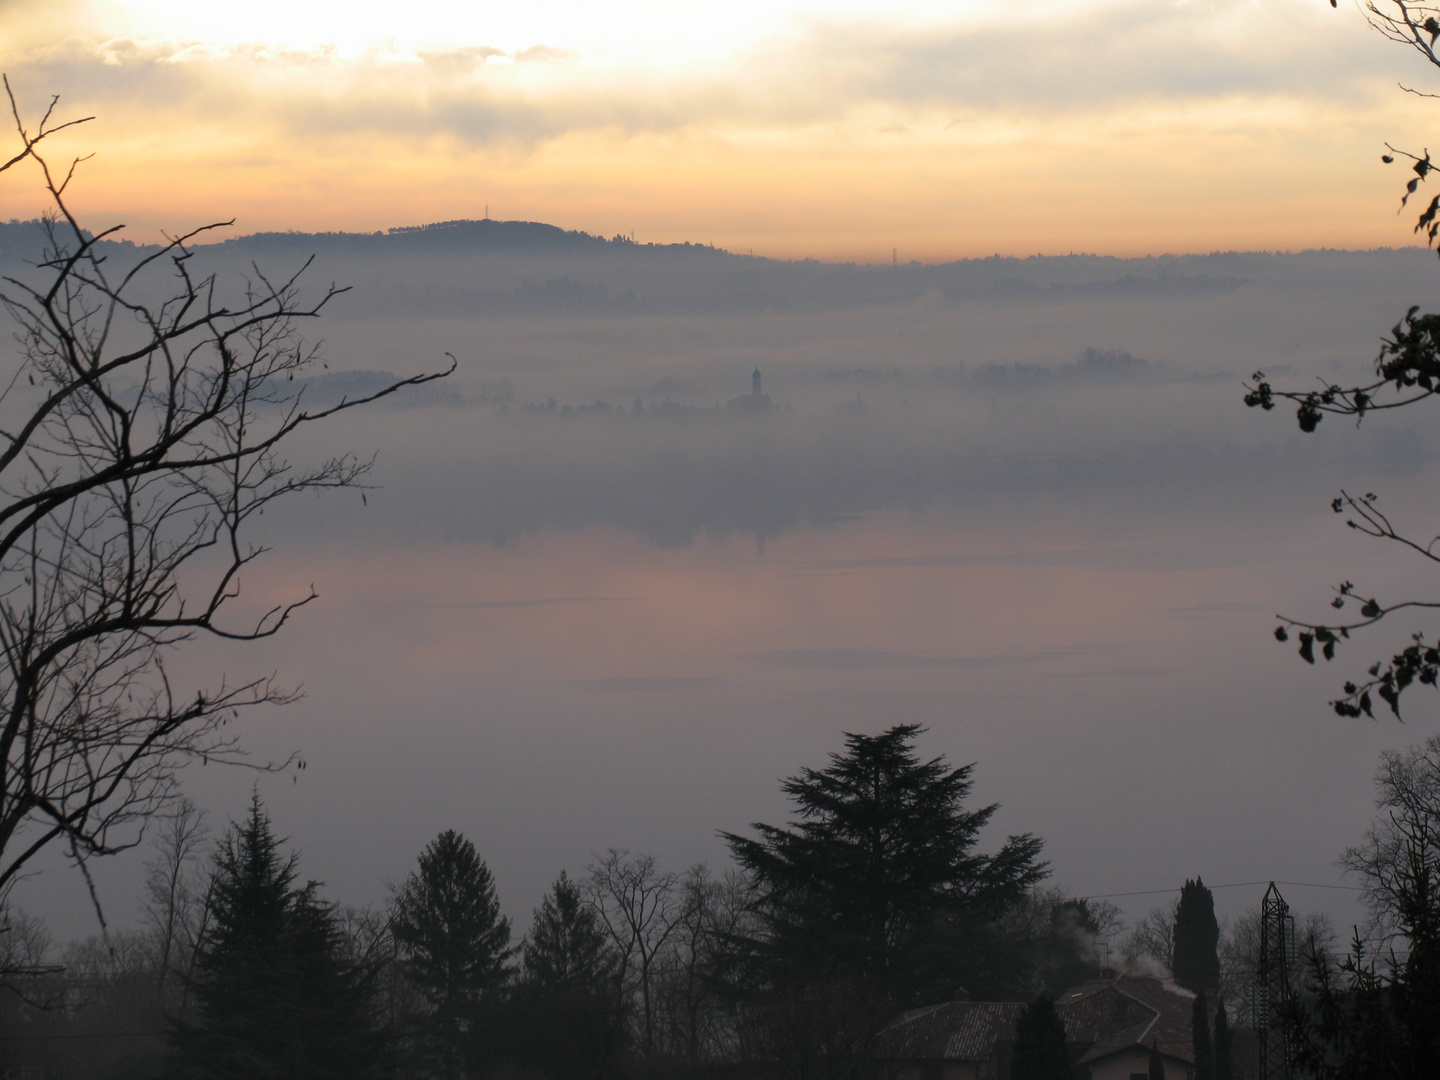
xmin=1172 ymin=878 xmax=1220 ymax=994
xmin=1212 ymin=996 xmax=1233 ymax=1080
xmin=1190 ymin=993 xmax=1213 ymax=1080
xmin=1147 ymin=1041 xmax=1165 ymax=1080
xmin=1011 ymin=995 xmax=1073 ymax=1080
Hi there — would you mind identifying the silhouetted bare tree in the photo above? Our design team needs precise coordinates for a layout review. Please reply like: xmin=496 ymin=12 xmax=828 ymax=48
xmin=1284 ymin=736 xmax=1440 ymax=1079
xmin=140 ymin=796 xmax=209 ymax=1008
xmin=0 ymin=81 xmax=452 ymax=894
xmin=585 ymin=849 xmax=683 ymax=1057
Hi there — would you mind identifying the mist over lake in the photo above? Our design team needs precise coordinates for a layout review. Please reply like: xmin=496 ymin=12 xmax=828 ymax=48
xmin=3 ymin=223 xmax=1428 ymax=940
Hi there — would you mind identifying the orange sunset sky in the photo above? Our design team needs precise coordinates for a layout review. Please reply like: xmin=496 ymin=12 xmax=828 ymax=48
xmin=0 ymin=0 xmax=1434 ymax=260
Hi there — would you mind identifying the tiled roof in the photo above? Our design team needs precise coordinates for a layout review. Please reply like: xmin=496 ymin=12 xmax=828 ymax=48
xmin=875 ymin=1002 xmax=1025 ymax=1062
xmin=1067 ymin=974 xmax=1196 ymax=1065
xmin=876 ymin=972 xmax=1200 ymax=1067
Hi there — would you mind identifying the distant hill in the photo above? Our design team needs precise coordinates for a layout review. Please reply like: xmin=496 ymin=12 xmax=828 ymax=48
xmin=0 ymin=216 xmax=721 ymax=264
xmin=204 ymin=218 xmax=721 ymax=258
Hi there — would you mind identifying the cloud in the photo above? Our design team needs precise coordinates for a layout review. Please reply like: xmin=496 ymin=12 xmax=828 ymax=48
xmin=514 ymin=45 xmax=579 ymax=64
xmin=567 ymin=677 xmax=722 ymax=691
xmin=0 ymin=0 xmax=1402 ymax=152
xmin=742 ymin=648 xmax=1084 ymax=671
xmin=418 ymin=46 xmax=509 ymax=77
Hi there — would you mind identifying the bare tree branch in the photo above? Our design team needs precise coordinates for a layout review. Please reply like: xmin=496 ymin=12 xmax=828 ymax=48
xmin=0 ymin=87 xmax=453 ymax=892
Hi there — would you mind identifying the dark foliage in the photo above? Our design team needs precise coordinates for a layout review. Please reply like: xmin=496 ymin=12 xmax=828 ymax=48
xmin=1033 ymin=898 xmax=1109 ymax=996
xmin=1212 ymin=996 xmax=1233 ymax=1080
xmin=1284 ymin=934 xmax=1411 ymax=1080
xmin=1146 ymin=1041 xmax=1164 ymax=1080
xmin=1011 ymin=995 xmax=1074 ymax=1080
xmin=391 ymin=829 xmax=514 ymax=1079
xmin=1281 ymin=735 xmax=1440 ymax=1079
xmin=510 ymin=871 xmax=628 ymax=1080
xmin=1190 ymin=993 xmax=1213 ymax=1080
xmin=723 ymin=724 xmax=1048 ymax=1007
xmin=169 ymin=795 xmax=388 ymax=1079
xmin=1172 ymin=879 xmax=1220 ymax=994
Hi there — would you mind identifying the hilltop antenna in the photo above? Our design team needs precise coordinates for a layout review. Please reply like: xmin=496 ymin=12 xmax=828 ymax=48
xmin=892 ymin=247 xmax=897 ymax=266
xmin=485 ymin=204 xmax=490 ymax=220
xmin=1254 ymin=882 xmax=1296 ymax=1080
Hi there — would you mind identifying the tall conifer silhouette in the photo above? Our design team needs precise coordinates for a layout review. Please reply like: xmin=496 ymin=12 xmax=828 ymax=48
xmin=1172 ymin=878 xmax=1220 ymax=993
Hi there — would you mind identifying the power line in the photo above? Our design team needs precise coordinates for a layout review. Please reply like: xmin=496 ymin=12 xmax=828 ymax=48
xmin=1076 ymin=879 xmax=1363 ymax=901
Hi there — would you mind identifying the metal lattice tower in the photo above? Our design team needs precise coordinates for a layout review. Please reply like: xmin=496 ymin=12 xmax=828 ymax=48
xmin=1254 ymin=882 xmax=1297 ymax=1080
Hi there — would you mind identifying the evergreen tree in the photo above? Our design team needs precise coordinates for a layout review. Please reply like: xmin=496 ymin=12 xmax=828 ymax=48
xmin=1190 ymin=993 xmax=1213 ymax=1080
xmin=170 ymin=795 xmax=387 ymax=1079
xmin=1212 ymin=996 xmax=1233 ymax=1080
xmin=723 ymin=724 xmax=1047 ymax=1005
xmin=1147 ymin=1041 xmax=1165 ymax=1080
xmin=1011 ymin=995 xmax=1073 ymax=1080
xmin=1172 ymin=879 xmax=1220 ymax=994
xmin=524 ymin=872 xmax=616 ymax=994
xmin=513 ymin=872 xmax=626 ymax=1079
xmin=391 ymin=829 xmax=514 ymax=1078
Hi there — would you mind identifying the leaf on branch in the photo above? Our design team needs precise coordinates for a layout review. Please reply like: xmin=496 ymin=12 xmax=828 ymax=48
xmin=1361 ymin=599 xmax=1381 ymax=618
xmin=1377 ymin=681 xmax=1399 ymax=716
xmin=1299 ymin=632 xmax=1315 ymax=664
xmin=1415 ymin=195 xmax=1440 ymax=235
xmin=1275 ymin=625 xmax=1289 ymax=642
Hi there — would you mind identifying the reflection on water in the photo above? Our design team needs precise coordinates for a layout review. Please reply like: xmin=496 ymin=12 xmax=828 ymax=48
xmin=15 ymin=488 xmax=1418 ymax=944
xmin=115 ymin=490 xmax=1411 ymax=943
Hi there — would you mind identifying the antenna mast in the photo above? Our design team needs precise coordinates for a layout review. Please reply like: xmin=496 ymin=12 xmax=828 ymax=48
xmin=1254 ymin=882 xmax=1296 ymax=1080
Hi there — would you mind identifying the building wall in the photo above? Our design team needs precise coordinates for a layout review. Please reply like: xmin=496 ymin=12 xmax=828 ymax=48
xmin=886 ymin=1060 xmax=981 ymax=1080
xmin=1087 ymin=1047 xmax=1190 ymax=1080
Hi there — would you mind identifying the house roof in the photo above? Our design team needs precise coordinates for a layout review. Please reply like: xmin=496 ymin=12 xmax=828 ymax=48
xmin=875 ymin=972 xmax=1199 ymax=1068
xmin=1062 ymin=974 xmax=1196 ymax=1065
xmin=875 ymin=1002 xmax=1025 ymax=1062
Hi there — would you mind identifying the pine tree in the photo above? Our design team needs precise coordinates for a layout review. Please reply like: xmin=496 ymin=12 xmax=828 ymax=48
xmin=514 ymin=872 xmax=626 ymax=1079
xmin=170 ymin=794 xmax=387 ymax=1079
xmin=391 ymin=830 xmax=514 ymax=1078
xmin=1011 ymin=995 xmax=1073 ymax=1080
xmin=1172 ymin=879 xmax=1220 ymax=994
xmin=1212 ymin=996 xmax=1233 ymax=1080
xmin=524 ymin=871 xmax=616 ymax=993
xmin=1190 ymin=993 xmax=1213 ymax=1080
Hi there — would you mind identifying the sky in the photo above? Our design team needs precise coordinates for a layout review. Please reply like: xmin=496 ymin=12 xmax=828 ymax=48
xmin=0 ymin=0 xmax=1433 ymax=258
xmin=4 ymin=0 xmax=1440 ymax=965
